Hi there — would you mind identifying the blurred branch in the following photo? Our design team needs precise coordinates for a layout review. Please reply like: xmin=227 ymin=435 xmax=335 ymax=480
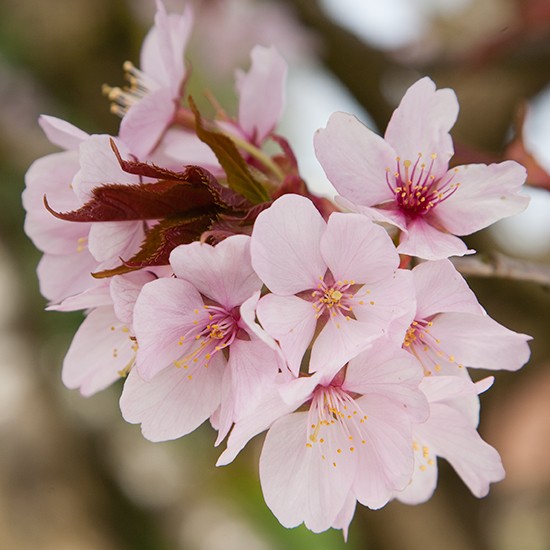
xmin=452 ymin=252 xmax=550 ymax=288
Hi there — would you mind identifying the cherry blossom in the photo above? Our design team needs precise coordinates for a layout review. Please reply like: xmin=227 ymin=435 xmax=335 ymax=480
xmin=120 ymin=235 xmax=285 ymax=442
xmin=219 ymin=341 xmax=428 ymax=534
xmin=314 ymin=77 xmax=530 ymax=260
xmin=250 ymin=194 xmax=415 ymax=375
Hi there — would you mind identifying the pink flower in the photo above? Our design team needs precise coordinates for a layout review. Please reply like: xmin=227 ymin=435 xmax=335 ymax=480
xmin=396 ymin=375 xmax=504 ymax=503
xmin=105 ymin=0 xmax=193 ymax=158
xmin=403 ymin=259 xmax=531 ymax=376
xmin=120 ymin=235 xmax=285 ymax=442
xmin=219 ymin=341 xmax=428 ymax=534
xmin=314 ymin=77 xmax=530 ymax=260
xmin=250 ymin=194 xmax=415 ymax=375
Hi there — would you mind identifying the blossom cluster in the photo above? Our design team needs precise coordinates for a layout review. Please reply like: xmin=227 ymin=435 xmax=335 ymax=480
xmin=23 ymin=1 xmax=532 ymax=537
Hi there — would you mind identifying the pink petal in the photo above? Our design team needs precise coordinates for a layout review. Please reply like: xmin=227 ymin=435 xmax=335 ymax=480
xmin=384 ymin=77 xmax=458 ymax=177
xmin=432 ymin=161 xmax=530 ymax=236
xmin=332 ymin=492 xmax=357 ymax=541
xmin=351 ymin=269 xmax=417 ymax=345
xmin=38 ymin=115 xmax=88 ymax=151
xmin=335 ymin=195 xmax=408 ymax=231
xmin=259 ymin=411 xmax=357 ymax=532
xmin=345 ymin=342 xmax=428 ymax=423
xmin=395 ymin=433 xmax=439 ymax=504
xmin=320 ymin=212 xmax=399 ymax=283
xmin=36 ymin=251 xmax=101 ymax=305
xmin=412 ymin=259 xmax=483 ymax=319
xmin=310 ymin=315 xmax=382 ymax=375
xmin=416 ymin=402 xmax=505 ymax=497
xmin=256 ymin=294 xmax=317 ymax=376
xmin=110 ymin=271 xmax=158 ymax=325
xmin=120 ymin=88 xmax=176 ymax=159
xmin=216 ymin=339 xmax=282 ymax=444
xmin=23 ymin=152 xmax=89 ymax=255
xmin=314 ymin=112 xmax=396 ymax=207
xmin=87 ymin=220 xmax=145 ymax=264
xmin=397 ymin=217 xmax=474 ymax=260
xmin=48 ymin=283 xmax=112 ymax=312
xmin=72 ymin=135 xmax=139 ymax=203
xmin=237 ymin=45 xmax=287 ymax=144
xmin=141 ymin=1 xmax=192 ymax=93
xmin=133 ymin=277 xmax=207 ymax=380
xmin=170 ymin=235 xmax=262 ymax=310
xmin=163 ymin=128 xmax=220 ymax=171
xmin=62 ymin=307 xmax=134 ymax=396
xmin=428 ymin=312 xmax=531 ymax=372
xmin=120 ymin=353 xmax=224 ymax=442
xmin=216 ymin=375 xmax=297 ymax=466
xmin=251 ymin=195 xmax=326 ymax=295
xmin=352 ymin=395 xmax=414 ymax=508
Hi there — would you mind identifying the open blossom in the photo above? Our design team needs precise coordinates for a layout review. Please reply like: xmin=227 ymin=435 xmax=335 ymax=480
xmin=396 ymin=375 xmax=504 ymax=504
xmin=104 ymin=0 xmax=193 ymax=158
xmin=120 ymin=235 xmax=285 ymax=442
xmin=314 ymin=77 xmax=530 ymax=260
xmin=250 ymin=194 xmax=415 ymax=375
xmin=403 ymin=260 xmax=531 ymax=376
xmin=219 ymin=341 xmax=428 ymax=534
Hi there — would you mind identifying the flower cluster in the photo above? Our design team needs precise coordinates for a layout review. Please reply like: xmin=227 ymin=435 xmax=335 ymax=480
xmin=23 ymin=1 xmax=532 ymax=537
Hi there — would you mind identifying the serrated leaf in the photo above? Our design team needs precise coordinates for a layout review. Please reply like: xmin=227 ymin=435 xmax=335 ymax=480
xmin=93 ymin=216 xmax=213 ymax=278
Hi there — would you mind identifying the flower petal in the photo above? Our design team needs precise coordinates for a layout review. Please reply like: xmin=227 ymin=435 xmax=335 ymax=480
xmin=38 ymin=115 xmax=88 ymax=151
xmin=260 ymin=411 xmax=357 ymax=532
xmin=314 ymin=112 xmax=396 ymax=206
xmin=320 ymin=212 xmax=399 ymax=283
xmin=251 ymin=194 xmax=326 ymax=295
xmin=428 ymin=312 xmax=531 ymax=372
xmin=412 ymin=259 xmax=483 ymax=319
xmin=432 ymin=161 xmax=530 ymax=235
xmin=62 ymin=307 xmax=133 ymax=396
xmin=133 ymin=277 xmax=207 ymax=380
xmin=384 ymin=77 xmax=458 ymax=177
xmin=397 ymin=217 xmax=474 ymax=260
xmin=237 ymin=45 xmax=287 ymax=144
xmin=256 ymin=294 xmax=317 ymax=376
xmin=110 ymin=271 xmax=158 ymax=325
xmin=120 ymin=352 xmax=224 ymax=442
xmin=170 ymin=235 xmax=261 ymax=310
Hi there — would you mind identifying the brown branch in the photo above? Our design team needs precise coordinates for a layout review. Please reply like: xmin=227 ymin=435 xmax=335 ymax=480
xmin=451 ymin=252 xmax=550 ymax=288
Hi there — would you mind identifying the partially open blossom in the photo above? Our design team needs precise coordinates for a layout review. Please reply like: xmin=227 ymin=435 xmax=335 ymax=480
xmin=314 ymin=77 xmax=530 ymax=260
xmin=404 ymin=260 xmax=531 ymax=376
xmin=251 ymin=194 xmax=415 ymax=375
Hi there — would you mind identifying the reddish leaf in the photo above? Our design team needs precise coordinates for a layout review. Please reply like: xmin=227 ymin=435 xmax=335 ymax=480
xmin=93 ymin=216 xmax=213 ymax=278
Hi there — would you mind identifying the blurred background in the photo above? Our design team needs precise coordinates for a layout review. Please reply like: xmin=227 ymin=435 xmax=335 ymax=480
xmin=1 ymin=0 xmax=550 ymax=548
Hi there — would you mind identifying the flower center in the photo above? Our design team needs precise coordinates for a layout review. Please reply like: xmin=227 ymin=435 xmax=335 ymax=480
xmin=386 ymin=154 xmax=459 ymax=217
xmin=102 ymin=61 xmax=160 ymax=117
xmin=305 ymin=385 xmax=369 ymax=467
xmin=174 ymin=305 xmax=238 ymax=372
xmin=311 ymin=278 xmax=355 ymax=319
xmin=403 ymin=319 xmax=463 ymax=376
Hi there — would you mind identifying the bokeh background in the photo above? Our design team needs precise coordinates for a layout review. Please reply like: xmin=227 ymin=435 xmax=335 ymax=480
xmin=1 ymin=0 xmax=550 ymax=548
